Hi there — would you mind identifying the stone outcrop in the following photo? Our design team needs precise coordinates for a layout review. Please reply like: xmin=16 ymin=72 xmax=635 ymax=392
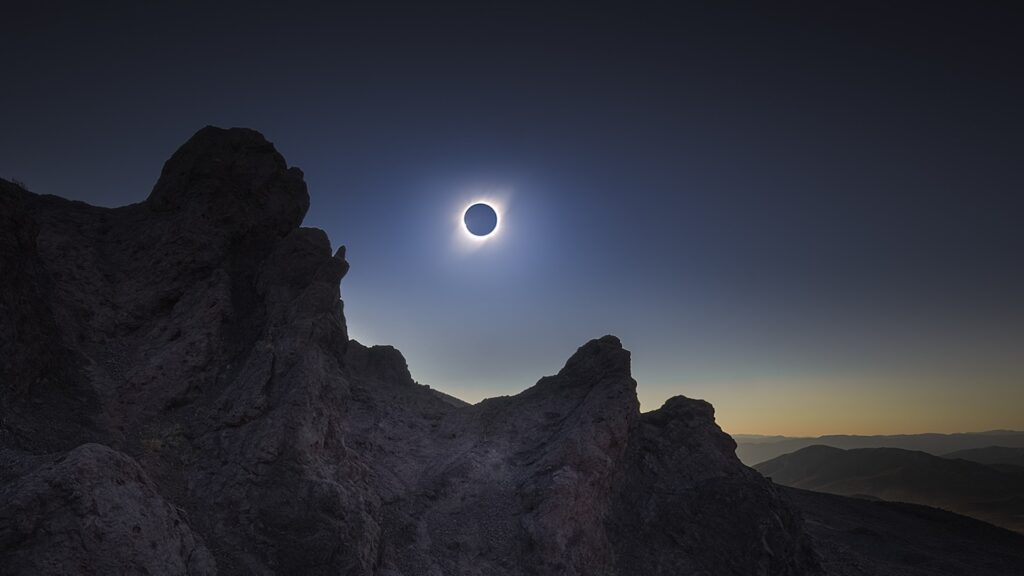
xmin=0 ymin=444 xmax=214 ymax=575
xmin=0 ymin=127 xmax=820 ymax=574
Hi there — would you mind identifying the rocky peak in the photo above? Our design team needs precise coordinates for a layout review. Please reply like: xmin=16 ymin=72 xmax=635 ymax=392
xmin=146 ymin=126 xmax=308 ymax=240
xmin=344 ymin=340 xmax=415 ymax=386
xmin=556 ymin=334 xmax=630 ymax=380
xmin=515 ymin=335 xmax=632 ymax=407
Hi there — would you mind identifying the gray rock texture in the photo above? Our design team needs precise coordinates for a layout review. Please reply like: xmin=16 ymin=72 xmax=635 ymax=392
xmin=0 ymin=444 xmax=214 ymax=575
xmin=1 ymin=126 xmax=823 ymax=574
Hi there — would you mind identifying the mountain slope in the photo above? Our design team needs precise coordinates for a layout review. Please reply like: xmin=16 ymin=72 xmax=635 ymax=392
xmin=945 ymin=446 xmax=1024 ymax=468
xmin=786 ymin=487 xmax=1024 ymax=576
xmin=4 ymin=126 xmax=1023 ymax=574
xmin=0 ymin=127 xmax=820 ymax=575
xmin=756 ymin=445 xmax=1024 ymax=533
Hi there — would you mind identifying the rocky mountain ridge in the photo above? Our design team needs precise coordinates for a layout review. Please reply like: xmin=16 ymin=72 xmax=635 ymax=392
xmin=0 ymin=127 xmax=819 ymax=575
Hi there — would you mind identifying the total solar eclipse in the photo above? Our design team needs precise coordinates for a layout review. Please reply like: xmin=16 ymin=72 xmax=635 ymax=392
xmin=464 ymin=203 xmax=498 ymax=237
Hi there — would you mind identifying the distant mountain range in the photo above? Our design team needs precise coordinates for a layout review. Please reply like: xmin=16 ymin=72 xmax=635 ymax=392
xmin=945 ymin=446 xmax=1024 ymax=469
xmin=735 ymin=430 xmax=1024 ymax=466
xmin=755 ymin=445 xmax=1024 ymax=533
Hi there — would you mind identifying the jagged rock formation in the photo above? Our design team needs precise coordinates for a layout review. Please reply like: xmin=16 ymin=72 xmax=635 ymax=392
xmin=0 ymin=126 xmax=882 ymax=575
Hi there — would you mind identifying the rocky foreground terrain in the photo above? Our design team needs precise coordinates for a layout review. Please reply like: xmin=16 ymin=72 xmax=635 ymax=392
xmin=1 ymin=127 xmax=1022 ymax=575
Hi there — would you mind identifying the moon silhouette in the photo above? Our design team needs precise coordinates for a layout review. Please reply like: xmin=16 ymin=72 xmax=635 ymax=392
xmin=464 ymin=203 xmax=498 ymax=237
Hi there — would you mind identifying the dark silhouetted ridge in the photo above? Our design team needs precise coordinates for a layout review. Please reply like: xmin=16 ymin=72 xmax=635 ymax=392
xmin=2 ymin=127 xmax=1021 ymax=575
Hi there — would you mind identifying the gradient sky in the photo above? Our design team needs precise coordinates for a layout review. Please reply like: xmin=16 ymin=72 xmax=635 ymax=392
xmin=3 ymin=2 xmax=1022 ymax=436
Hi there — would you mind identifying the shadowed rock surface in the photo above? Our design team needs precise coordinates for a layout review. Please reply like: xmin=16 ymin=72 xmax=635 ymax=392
xmin=0 ymin=444 xmax=214 ymax=575
xmin=0 ymin=127 xmax=1017 ymax=575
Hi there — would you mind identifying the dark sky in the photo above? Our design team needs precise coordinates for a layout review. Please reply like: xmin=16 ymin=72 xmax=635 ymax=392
xmin=4 ymin=1 xmax=1022 ymax=435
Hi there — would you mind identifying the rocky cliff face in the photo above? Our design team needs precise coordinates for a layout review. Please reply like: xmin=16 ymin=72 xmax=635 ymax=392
xmin=0 ymin=127 xmax=821 ymax=575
